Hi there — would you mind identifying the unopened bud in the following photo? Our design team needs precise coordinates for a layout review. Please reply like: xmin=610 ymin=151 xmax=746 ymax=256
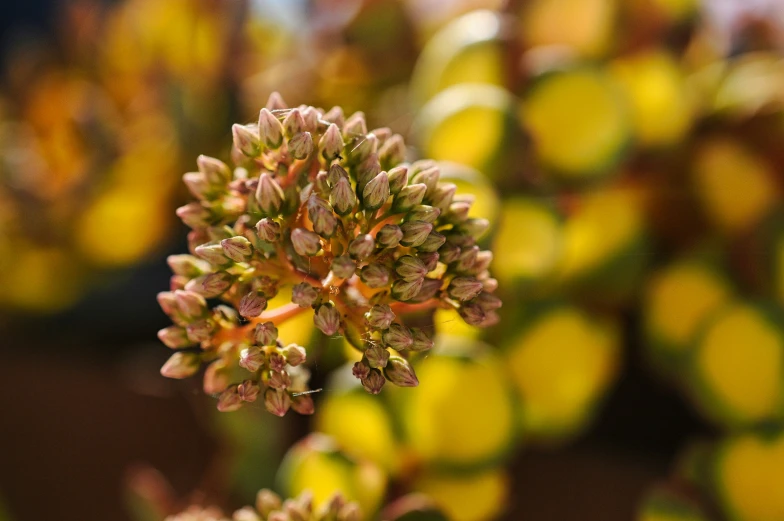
xmin=268 ymin=351 xmax=286 ymax=372
xmin=362 ymin=171 xmax=390 ymax=210
xmin=204 ymin=360 xmax=230 ymax=394
xmin=360 ymin=264 xmax=390 ymax=288
xmin=418 ymin=251 xmax=440 ymax=272
xmin=395 ymin=255 xmax=427 ymax=282
xmin=392 ymin=183 xmax=427 ymax=213
xmin=174 ymin=290 xmax=207 ymax=321
xmin=348 ymin=134 xmax=377 ymax=165
xmin=456 ymin=245 xmax=479 ymax=272
xmin=384 ymin=357 xmax=419 ymax=387
xmin=239 ymin=292 xmax=267 ymax=318
xmin=461 ymin=218 xmax=490 ymax=240
xmin=430 ymin=182 xmax=457 ymax=211
xmin=264 ymin=388 xmax=291 ymax=417
xmin=256 ymin=218 xmax=281 ymax=241
xmin=291 ymin=394 xmax=315 ymax=415
xmin=268 ymin=370 xmax=292 ymax=390
xmin=217 ymin=386 xmax=243 ymax=412
xmin=355 ymin=154 xmax=381 ymax=193
xmin=240 ymin=347 xmax=266 ymax=372
xmin=448 ymin=276 xmax=483 ymax=301
xmin=387 ymin=165 xmax=409 ymax=194
xmin=197 ymin=155 xmax=231 ymax=185
xmin=439 ymin=242 xmax=462 ymax=264
xmin=281 ymin=344 xmax=307 ymax=366
xmin=266 ymin=91 xmax=288 ymax=111
xmin=470 ymin=250 xmax=493 ymax=274
xmin=238 ymin=380 xmax=261 ymax=402
xmin=392 ymin=278 xmax=424 ymax=301
xmin=314 ymin=303 xmax=341 ymax=336
xmin=476 ymin=291 xmax=502 ymax=311
xmin=291 ymin=228 xmax=322 ymax=256
xmin=459 ymin=301 xmax=486 ymax=326
xmin=400 ymin=221 xmax=433 ymax=247
xmin=176 ymin=202 xmax=211 ymax=228
xmin=182 ymin=172 xmax=213 ymax=200
xmin=167 ymin=254 xmax=210 ymax=277
xmin=343 ymin=111 xmax=367 ymax=138
xmin=282 ymin=108 xmax=305 ymax=136
xmin=301 ymin=106 xmax=319 ymax=132
xmin=352 ymin=361 xmax=371 ymax=380
xmin=330 ymin=177 xmax=356 ymax=215
xmin=411 ymin=165 xmax=440 ymax=197
xmin=348 ymin=234 xmax=375 ymax=260
xmin=257 ymin=490 xmax=282 ymax=518
xmin=382 ymin=324 xmax=414 ymax=350
xmin=256 ymin=173 xmax=285 ymax=215
xmin=292 ymin=282 xmax=319 ymax=307
xmin=258 ymin=108 xmax=284 ymax=149
xmin=186 ymin=319 xmax=215 ymax=342
xmin=379 ymin=134 xmax=406 ymax=167
xmin=190 ymin=272 xmax=232 ymax=297
xmin=361 ymin=369 xmax=386 ymax=394
xmin=483 ymin=277 xmax=499 ymax=292
xmin=406 ymin=205 xmax=441 ymax=223
xmin=158 ymin=326 xmax=192 ymax=349
xmin=233 ymin=506 xmax=261 ymax=521
xmin=411 ymin=328 xmax=434 ymax=351
xmin=323 ymin=105 xmax=345 ymax=126
xmin=289 ymin=132 xmax=314 ymax=160
xmin=221 ymin=236 xmax=253 ymax=263
xmin=320 ymin=123 xmax=344 ymax=160
xmin=418 ymin=231 xmax=447 ymax=253
xmin=376 ymin=224 xmax=403 ymax=247
xmin=253 ymin=321 xmax=279 ymax=346
xmin=160 ymin=352 xmax=200 ymax=379
xmin=365 ymin=343 xmax=390 ymax=368
xmin=414 ymin=278 xmax=442 ymax=302
xmin=365 ymin=304 xmax=395 ymax=330
xmin=338 ymin=503 xmax=362 ymax=521
xmin=331 ymin=255 xmax=356 ymax=279
xmin=447 ymin=201 xmax=472 ymax=223
xmin=232 ymin=123 xmax=261 ymax=157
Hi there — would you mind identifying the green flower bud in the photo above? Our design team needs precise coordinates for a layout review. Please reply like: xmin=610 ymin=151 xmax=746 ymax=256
xmin=456 ymin=245 xmax=479 ymax=272
xmin=258 ymin=108 xmax=284 ymax=149
xmin=197 ymin=155 xmax=231 ymax=185
xmin=167 ymin=254 xmax=211 ymax=278
xmin=365 ymin=343 xmax=390 ymax=369
xmin=281 ymin=344 xmax=307 ymax=366
xmin=387 ymin=165 xmax=409 ymax=194
xmin=400 ymin=221 xmax=433 ymax=247
xmin=384 ymin=356 xmax=419 ymax=387
xmin=256 ymin=217 xmax=281 ymax=242
xmin=292 ymin=282 xmax=320 ymax=307
xmin=365 ymin=304 xmax=395 ymax=330
xmin=289 ymin=131 xmax=314 ymax=160
xmin=376 ymin=224 xmax=403 ymax=248
xmin=342 ymin=111 xmax=367 ymax=138
xmin=238 ymin=380 xmax=261 ymax=402
xmin=429 ymin=182 xmax=457 ymax=211
xmin=348 ymin=234 xmax=375 ymax=260
xmin=391 ymin=278 xmax=423 ymax=301
xmin=254 ymin=321 xmax=279 ymax=346
xmin=221 ymin=236 xmax=253 ymax=263
xmin=158 ymin=326 xmax=192 ymax=349
xmin=256 ymin=173 xmax=285 ymax=215
xmin=439 ymin=242 xmax=461 ymax=264
xmin=282 ymin=108 xmax=306 ymax=136
xmin=217 ymin=386 xmax=243 ymax=412
xmin=446 ymin=201 xmax=472 ymax=223
xmin=406 ymin=205 xmax=441 ymax=223
xmin=264 ymin=388 xmax=291 ymax=417
xmin=322 ymin=106 xmax=345 ymax=127
xmin=382 ymin=323 xmax=413 ymax=350
xmin=348 ymin=134 xmax=377 ymax=165
xmin=291 ymin=228 xmax=322 ymax=257
xmin=310 ymin=204 xmax=337 ymax=238
xmin=176 ymin=202 xmax=211 ymax=228
xmin=301 ymin=106 xmax=319 ymax=132
xmin=331 ymin=255 xmax=356 ymax=279
xmin=320 ymin=123 xmax=344 ymax=160
xmin=239 ymin=292 xmax=267 ymax=318
xmin=392 ymin=183 xmax=426 ymax=213
xmin=327 ymin=164 xmax=349 ymax=186
xmin=412 ymin=278 xmax=442 ymax=302
xmin=355 ymin=154 xmax=381 ymax=193
xmin=417 ymin=231 xmax=447 ymax=253
xmin=232 ymin=123 xmax=261 ymax=157
xmin=411 ymin=166 xmax=440 ymax=197
xmin=460 ymin=217 xmax=491 ymax=240
xmin=362 ymin=171 xmax=390 ymax=210
xmin=329 ymin=176 xmax=356 ymax=215
xmin=418 ymin=252 xmax=440 ymax=272
xmin=266 ymin=91 xmax=288 ymax=110
xmin=160 ymin=352 xmax=201 ymax=379
xmin=378 ymin=134 xmax=406 ymax=167
xmin=360 ymin=264 xmax=390 ymax=288
xmin=240 ymin=346 xmax=266 ymax=372
xmin=314 ymin=303 xmax=341 ymax=336
xmin=395 ymin=255 xmax=427 ymax=282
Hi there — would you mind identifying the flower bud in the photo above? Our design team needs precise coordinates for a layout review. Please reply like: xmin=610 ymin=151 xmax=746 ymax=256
xmin=314 ymin=303 xmax=341 ymax=336
xmin=378 ymin=134 xmax=406 ymax=167
xmin=411 ymin=166 xmax=440 ymax=197
xmin=361 ymin=369 xmax=386 ymax=394
xmin=430 ymin=182 xmax=457 ymax=211
xmin=174 ymin=290 xmax=207 ymax=321
xmin=418 ymin=251 xmax=440 ymax=272
xmin=176 ymin=202 xmax=211 ymax=228
xmin=391 ymin=278 xmax=424 ymax=301
xmin=406 ymin=205 xmax=441 ymax=223
xmin=348 ymin=234 xmax=375 ymax=260
xmin=447 ymin=201 xmax=472 ymax=222
xmin=460 ymin=217 xmax=491 ymax=240
xmin=348 ymin=134 xmax=377 ymax=165
xmin=256 ymin=218 xmax=281 ymax=242
xmin=362 ymin=171 xmax=390 ymax=210
xmin=258 ymin=108 xmax=284 ymax=149
xmin=239 ymin=292 xmax=267 ymax=318
xmin=238 ymin=380 xmax=261 ymax=402
xmin=157 ymin=291 xmax=178 ymax=317
xmin=476 ymin=291 xmax=502 ymax=311
xmin=323 ymin=105 xmax=345 ymax=126
xmin=483 ymin=277 xmax=499 ymax=292
xmin=384 ymin=356 xmax=419 ymax=387
xmin=330 ymin=177 xmax=356 ymax=215
xmin=352 ymin=360 xmax=371 ymax=381
xmin=234 ymin=507 xmax=261 ymax=521
xmin=413 ymin=278 xmax=442 ymax=302
xmin=392 ymin=183 xmax=427 ymax=213
xmin=448 ymin=276 xmax=483 ymax=301
xmin=400 ymin=221 xmax=433 ymax=247
xmin=417 ymin=231 xmax=447 ymax=253
xmin=301 ymin=106 xmax=319 ymax=132
xmin=186 ymin=272 xmax=231 ymax=297
xmin=320 ymin=123 xmax=344 ymax=160
xmin=387 ymin=165 xmax=409 ymax=194
xmin=395 ymin=255 xmax=427 ymax=282
xmin=459 ymin=301 xmax=486 ymax=326
xmin=257 ymin=490 xmax=282 ymax=518
xmin=232 ymin=123 xmax=261 ymax=157
xmin=204 ymin=360 xmax=230 ymax=394
xmin=376 ymin=224 xmax=403 ymax=248
xmin=291 ymin=394 xmax=315 ymax=415
xmin=158 ymin=326 xmax=192 ymax=349
xmin=343 ymin=111 xmax=367 ymax=138
xmin=217 ymin=386 xmax=243 ymax=412
xmin=310 ymin=206 xmax=337 ymax=238
xmin=266 ymin=91 xmax=287 ymax=111
xmin=365 ymin=304 xmax=395 ymax=330
xmin=282 ymin=108 xmax=305 ymax=136
xmin=281 ymin=344 xmax=307 ymax=366
xmin=411 ymin=328 xmax=434 ymax=352
xmin=360 ymin=264 xmax=390 ymax=288
xmin=470 ymin=250 xmax=493 ymax=274
xmin=456 ymin=245 xmax=479 ymax=272
xmin=338 ymin=503 xmax=362 ymax=521
xmin=256 ymin=173 xmax=285 ymax=215
xmin=160 ymin=352 xmax=200 ymax=379
xmin=289 ymin=132 xmax=314 ymax=160
xmin=291 ymin=228 xmax=322 ymax=256
xmin=264 ymin=388 xmax=291 ymax=416
xmin=268 ymin=351 xmax=286 ymax=372
xmin=253 ymin=321 xmax=279 ymax=346
xmin=382 ymin=324 xmax=414 ymax=350
xmin=167 ymin=254 xmax=210 ymax=277
xmin=292 ymin=282 xmax=319 ymax=307
xmin=268 ymin=370 xmax=292 ymax=390
xmin=221 ymin=236 xmax=253 ymax=263
xmin=355 ymin=154 xmax=381 ymax=193
xmin=186 ymin=319 xmax=215 ymax=342
xmin=240 ymin=347 xmax=266 ymax=372
xmin=331 ymin=255 xmax=356 ymax=279
xmin=439 ymin=242 xmax=461 ymax=264
xmin=197 ymin=155 xmax=231 ymax=185
xmin=365 ymin=343 xmax=390 ymax=368
xmin=182 ymin=172 xmax=214 ymax=200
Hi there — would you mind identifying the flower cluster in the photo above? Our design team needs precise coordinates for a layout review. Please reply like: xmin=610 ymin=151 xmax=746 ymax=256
xmin=158 ymin=93 xmax=501 ymax=415
xmin=165 ymin=489 xmax=360 ymax=521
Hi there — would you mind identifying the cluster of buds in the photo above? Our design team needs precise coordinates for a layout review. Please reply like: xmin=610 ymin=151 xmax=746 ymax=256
xmin=158 ymin=93 xmax=501 ymax=414
xmin=165 ymin=489 xmax=360 ymax=521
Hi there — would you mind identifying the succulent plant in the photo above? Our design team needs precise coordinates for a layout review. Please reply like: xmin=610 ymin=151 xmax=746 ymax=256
xmin=157 ymin=93 xmax=500 ymax=415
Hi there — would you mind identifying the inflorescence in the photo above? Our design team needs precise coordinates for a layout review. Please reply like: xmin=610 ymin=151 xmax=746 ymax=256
xmin=158 ymin=92 xmax=501 ymax=416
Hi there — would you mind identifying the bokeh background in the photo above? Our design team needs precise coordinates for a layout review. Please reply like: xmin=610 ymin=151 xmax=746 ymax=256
xmin=2 ymin=0 xmax=784 ymax=520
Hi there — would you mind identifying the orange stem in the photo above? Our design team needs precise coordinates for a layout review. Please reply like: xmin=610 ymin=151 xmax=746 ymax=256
xmin=213 ymin=302 xmax=308 ymax=344
xmin=390 ymin=299 xmax=443 ymax=315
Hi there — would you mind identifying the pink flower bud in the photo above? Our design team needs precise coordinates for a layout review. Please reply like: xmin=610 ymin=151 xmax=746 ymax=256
xmin=322 ymin=106 xmax=345 ymax=127
xmin=203 ymin=359 xmax=230 ymax=394
xmin=174 ymin=290 xmax=207 ymax=321
xmin=282 ymin=344 xmax=307 ymax=366
xmin=342 ymin=111 xmax=367 ymax=138
xmin=392 ymin=183 xmax=427 ymax=213
xmin=320 ymin=123 xmax=344 ymax=160
xmin=239 ymin=347 xmax=266 ymax=372
xmin=430 ymin=182 xmax=457 ymax=211
xmin=176 ymin=202 xmax=211 ymax=228
xmin=360 ymin=264 xmax=390 ymax=288
xmin=291 ymin=394 xmax=315 ymax=415
xmin=365 ymin=304 xmax=395 ymax=330
xmin=197 ymin=155 xmax=231 ymax=185
xmin=253 ymin=321 xmax=278 ymax=346
xmin=292 ymin=282 xmax=319 ymax=307
xmin=266 ymin=91 xmax=287 ymax=110
xmin=418 ymin=231 xmax=447 ymax=253
xmin=387 ymin=165 xmax=408 ymax=194
xmin=194 ymin=243 xmax=230 ymax=266
xmin=384 ymin=356 xmax=419 ymax=387
xmin=379 ymin=134 xmax=406 ymax=167
xmin=365 ymin=343 xmax=390 ymax=369
xmin=160 ymin=352 xmax=200 ymax=379
xmin=352 ymin=361 xmax=371 ymax=380
xmin=255 ymin=173 xmax=285 ymax=216
xmin=239 ymin=292 xmax=267 ymax=318
xmin=258 ymin=108 xmax=284 ymax=149
xmin=268 ymin=370 xmax=292 ymax=390
xmin=186 ymin=319 xmax=215 ymax=342
xmin=395 ymin=255 xmax=427 ymax=282
xmin=288 ymin=131 xmax=314 ymax=160
xmin=362 ymin=171 xmax=390 ymax=210
xmin=256 ymin=490 xmax=282 ymax=518
xmin=238 ymin=380 xmax=261 ymax=402
xmin=264 ymin=388 xmax=291 ymax=417
xmin=331 ymin=255 xmax=356 ymax=279
xmin=410 ymin=165 xmax=440 ymax=197
xmin=329 ymin=176 xmax=356 ymax=215
xmin=382 ymin=323 xmax=414 ymax=351
xmin=221 ymin=236 xmax=253 ymax=263
xmin=158 ymin=326 xmax=192 ymax=349
xmin=217 ymin=386 xmax=243 ymax=412
xmin=167 ymin=254 xmax=210 ymax=277
xmin=376 ymin=224 xmax=403 ymax=248
xmin=348 ymin=234 xmax=375 ymax=260
xmin=400 ymin=221 xmax=433 ymax=247
xmin=361 ymin=369 xmax=386 ymax=395
xmin=256 ymin=218 xmax=281 ymax=242
xmin=391 ymin=278 xmax=424 ymax=301
xmin=282 ymin=108 xmax=306 ymax=136
xmin=448 ymin=276 xmax=484 ymax=301
xmin=313 ymin=304 xmax=341 ymax=336
xmin=291 ymin=228 xmax=322 ymax=257
xmin=232 ymin=123 xmax=261 ymax=157
xmin=411 ymin=328 xmax=434 ymax=352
